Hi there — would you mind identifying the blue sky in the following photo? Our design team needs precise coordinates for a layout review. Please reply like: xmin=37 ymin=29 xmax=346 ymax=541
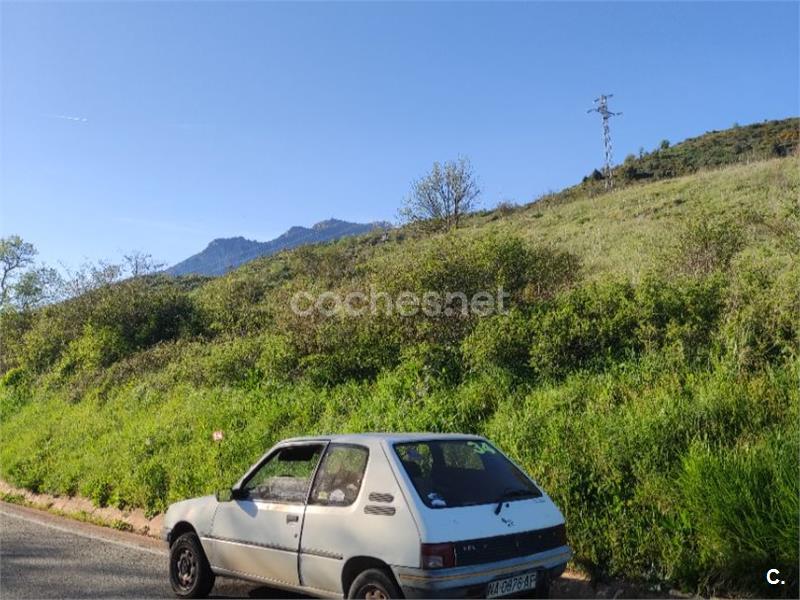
xmin=1 ymin=1 xmax=797 ymax=269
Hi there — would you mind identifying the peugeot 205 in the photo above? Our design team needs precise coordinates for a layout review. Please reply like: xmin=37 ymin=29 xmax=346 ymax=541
xmin=163 ymin=433 xmax=571 ymax=599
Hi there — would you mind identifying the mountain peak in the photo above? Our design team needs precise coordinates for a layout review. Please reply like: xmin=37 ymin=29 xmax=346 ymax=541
xmin=207 ymin=236 xmax=253 ymax=247
xmin=312 ymin=218 xmax=347 ymax=231
xmin=167 ymin=219 xmax=389 ymax=277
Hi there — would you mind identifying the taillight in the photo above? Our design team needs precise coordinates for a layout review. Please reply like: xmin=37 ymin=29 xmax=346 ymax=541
xmin=420 ymin=543 xmax=456 ymax=569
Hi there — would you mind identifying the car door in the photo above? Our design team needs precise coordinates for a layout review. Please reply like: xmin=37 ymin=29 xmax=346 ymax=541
xmin=209 ymin=442 xmax=325 ymax=587
xmin=299 ymin=443 xmax=370 ymax=594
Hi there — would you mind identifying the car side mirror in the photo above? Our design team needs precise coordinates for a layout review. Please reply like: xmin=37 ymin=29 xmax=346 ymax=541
xmin=216 ymin=488 xmax=243 ymax=502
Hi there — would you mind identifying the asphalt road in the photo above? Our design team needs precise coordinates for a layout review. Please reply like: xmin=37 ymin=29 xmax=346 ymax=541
xmin=0 ymin=501 xmax=608 ymax=599
xmin=0 ymin=502 xmax=304 ymax=599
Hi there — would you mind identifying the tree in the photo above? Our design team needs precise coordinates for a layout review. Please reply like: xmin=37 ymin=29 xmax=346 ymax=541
xmin=123 ymin=251 xmax=164 ymax=278
xmin=12 ymin=267 xmax=63 ymax=310
xmin=60 ymin=260 xmax=124 ymax=298
xmin=0 ymin=235 xmax=37 ymax=306
xmin=400 ymin=157 xmax=480 ymax=231
xmin=0 ymin=236 xmax=64 ymax=310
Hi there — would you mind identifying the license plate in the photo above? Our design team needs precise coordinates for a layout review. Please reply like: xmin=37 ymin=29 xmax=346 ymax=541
xmin=486 ymin=571 xmax=538 ymax=598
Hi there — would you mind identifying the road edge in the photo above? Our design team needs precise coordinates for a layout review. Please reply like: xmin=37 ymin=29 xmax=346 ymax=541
xmin=0 ymin=499 xmax=166 ymax=556
xmin=0 ymin=478 xmax=163 ymax=539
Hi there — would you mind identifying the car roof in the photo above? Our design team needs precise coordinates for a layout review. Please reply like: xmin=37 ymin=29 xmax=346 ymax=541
xmin=278 ymin=432 xmax=485 ymax=446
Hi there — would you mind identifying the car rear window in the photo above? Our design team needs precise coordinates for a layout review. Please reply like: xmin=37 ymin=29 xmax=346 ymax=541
xmin=394 ymin=439 xmax=541 ymax=509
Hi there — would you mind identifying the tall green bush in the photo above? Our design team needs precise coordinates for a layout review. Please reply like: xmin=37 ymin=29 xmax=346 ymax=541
xmin=680 ymin=432 xmax=799 ymax=594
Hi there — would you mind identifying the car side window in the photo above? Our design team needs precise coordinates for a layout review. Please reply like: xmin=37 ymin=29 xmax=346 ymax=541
xmin=242 ymin=444 xmax=324 ymax=504
xmin=309 ymin=444 xmax=369 ymax=506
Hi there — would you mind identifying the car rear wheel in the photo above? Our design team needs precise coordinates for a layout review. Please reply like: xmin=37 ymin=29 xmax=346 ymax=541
xmin=169 ymin=532 xmax=215 ymax=598
xmin=347 ymin=568 xmax=402 ymax=599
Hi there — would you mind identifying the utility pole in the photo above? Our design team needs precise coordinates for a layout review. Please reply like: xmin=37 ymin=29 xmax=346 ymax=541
xmin=588 ymin=94 xmax=622 ymax=190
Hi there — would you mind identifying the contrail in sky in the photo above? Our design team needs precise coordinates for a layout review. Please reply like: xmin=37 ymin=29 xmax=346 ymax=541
xmin=45 ymin=114 xmax=88 ymax=123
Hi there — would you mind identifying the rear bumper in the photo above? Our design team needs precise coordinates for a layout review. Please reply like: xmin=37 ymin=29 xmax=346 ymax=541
xmin=393 ymin=545 xmax=571 ymax=599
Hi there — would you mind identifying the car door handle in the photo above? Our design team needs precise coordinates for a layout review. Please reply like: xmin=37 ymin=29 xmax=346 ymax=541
xmin=286 ymin=514 xmax=299 ymax=524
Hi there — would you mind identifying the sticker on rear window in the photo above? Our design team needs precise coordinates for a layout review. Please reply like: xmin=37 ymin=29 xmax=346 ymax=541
xmin=467 ymin=441 xmax=497 ymax=455
xmin=427 ymin=492 xmax=447 ymax=507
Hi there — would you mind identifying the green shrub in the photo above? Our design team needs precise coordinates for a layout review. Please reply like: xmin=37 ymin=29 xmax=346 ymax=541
xmin=0 ymin=366 xmax=28 ymax=388
xmin=8 ymin=277 xmax=202 ymax=376
xmin=195 ymin=271 xmax=273 ymax=336
xmin=461 ymin=309 xmax=532 ymax=376
xmin=721 ymin=250 xmax=800 ymax=369
xmin=256 ymin=334 xmax=298 ymax=381
xmin=369 ymin=233 xmax=579 ymax=303
xmin=160 ymin=337 xmax=267 ymax=387
xmin=528 ymin=281 xmax=640 ymax=378
xmin=635 ymin=273 xmax=725 ymax=360
xmin=58 ymin=324 xmax=130 ymax=375
xmin=87 ymin=278 xmax=202 ymax=351
xmin=396 ymin=342 xmax=462 ymax=387
xmin=527 ymin=276 xmax=726 ymax=379
xmin=296 ymin=318 xmax=401 ymax=386
xmin=680 ymin=432 xmax=799 ymax=594
xmin=18 ymin=309 xmax=73 ymax=373
xmin=0 ymin=309 xmax=33 ymax=372
xmin=486 ymin=358 xmax=797 ymax=591
xmin=671 ymin=217 xmax=745 ymax=277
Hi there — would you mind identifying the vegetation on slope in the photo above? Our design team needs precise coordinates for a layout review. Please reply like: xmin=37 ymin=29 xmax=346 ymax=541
xmin=543 ymin=116 xmax=799 ymax=204
xmin=1 ymin=121 xmax=799 ymax=596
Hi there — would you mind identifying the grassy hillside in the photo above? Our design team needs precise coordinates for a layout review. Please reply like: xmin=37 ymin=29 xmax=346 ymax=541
xmin=1 ymin=122 xmax=798 ymax=595
xmin=539 ymin=116 xmax=799 ymax=204
xmin=467 ymin=157 xmax=798 ymax=281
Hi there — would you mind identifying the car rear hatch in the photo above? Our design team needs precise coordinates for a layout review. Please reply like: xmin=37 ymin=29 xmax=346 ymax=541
xmin=390 ymin=438 xmax=568 ymax=565
xmin=420 ymin=498 xmax=567 ymax=563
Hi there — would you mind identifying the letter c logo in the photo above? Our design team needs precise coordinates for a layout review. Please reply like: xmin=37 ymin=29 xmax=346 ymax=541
xmin=766 ymin=569 xmax=782 ymax=585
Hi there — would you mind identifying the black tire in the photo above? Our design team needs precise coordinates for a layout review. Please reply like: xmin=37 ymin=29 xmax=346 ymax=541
xmin=169 ymin=532 xmax=215 ymax=598
xmin=347 ymin=567 xmax=402 ymax=599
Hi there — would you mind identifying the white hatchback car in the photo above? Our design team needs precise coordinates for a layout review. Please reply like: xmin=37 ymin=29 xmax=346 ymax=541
xmin=163 ymin=433 xmax=571 ymax=599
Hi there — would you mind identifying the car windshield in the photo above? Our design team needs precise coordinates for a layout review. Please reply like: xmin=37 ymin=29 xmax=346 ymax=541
xmin=394 ymin=439 xmax=541 ymax=509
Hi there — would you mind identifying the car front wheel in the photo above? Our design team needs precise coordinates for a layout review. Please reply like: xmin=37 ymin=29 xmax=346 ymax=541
xmin=347 ymin=568 xmax=402 ymax=599
xmin=169 ymin=532 xmax=215 ymax=598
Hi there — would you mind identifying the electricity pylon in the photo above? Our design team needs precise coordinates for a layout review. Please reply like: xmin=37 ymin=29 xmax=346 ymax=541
xmin=588 ymin=94 xmax=622 ymax=190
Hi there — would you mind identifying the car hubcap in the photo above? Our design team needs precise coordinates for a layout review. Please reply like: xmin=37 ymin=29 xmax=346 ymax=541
xmin=364 ymin=585 xmax=387 ymax=600
xmin=175 ymin=548 xmax=197 ymax=589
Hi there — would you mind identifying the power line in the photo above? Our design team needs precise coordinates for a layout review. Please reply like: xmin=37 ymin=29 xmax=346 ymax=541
xmin=588 ymin=94 xmax=622 ymax=190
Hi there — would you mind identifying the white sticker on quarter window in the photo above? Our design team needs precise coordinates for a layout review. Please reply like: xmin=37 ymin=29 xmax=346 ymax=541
xmin=467 ymin=441 xmax=497 ymax=455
